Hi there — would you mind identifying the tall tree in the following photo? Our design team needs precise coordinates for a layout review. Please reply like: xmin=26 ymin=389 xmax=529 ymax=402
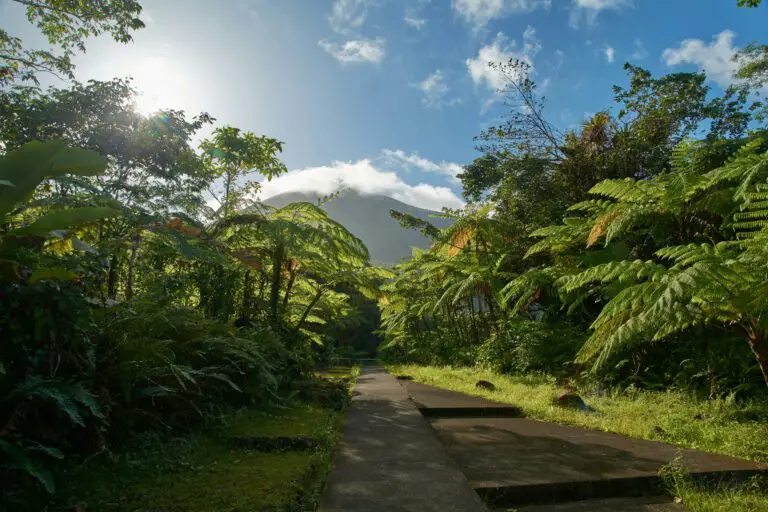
xmin=200 ymin=127 xmax=287 ymax=218
xmin=1 ymin=0 xmax=144 ymax=85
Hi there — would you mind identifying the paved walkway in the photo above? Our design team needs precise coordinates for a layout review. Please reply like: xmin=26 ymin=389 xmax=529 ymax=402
xmin=400 ymin=379 xmax=765 ymax=508
xmin=319 ymin=367 xmax=487 ymax=512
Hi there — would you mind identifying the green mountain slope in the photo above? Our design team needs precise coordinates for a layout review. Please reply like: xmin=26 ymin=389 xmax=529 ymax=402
xmin=262 ymin=191 xmax=452 ymax=265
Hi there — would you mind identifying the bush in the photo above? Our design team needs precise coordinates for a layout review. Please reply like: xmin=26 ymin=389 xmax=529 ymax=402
xmin=0 ymin=288 xmax=300 ymax=497
xmin=95 ymin=300 xmax=287 ymax=438
xmin=0 ymin=277 xmax=104 ymax=494
xmin=477 ymin=319 xmax=586 ymax=377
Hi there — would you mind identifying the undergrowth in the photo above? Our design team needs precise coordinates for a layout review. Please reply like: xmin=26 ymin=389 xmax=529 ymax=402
xmin=5 ymin=367 xmax=355 ymax=512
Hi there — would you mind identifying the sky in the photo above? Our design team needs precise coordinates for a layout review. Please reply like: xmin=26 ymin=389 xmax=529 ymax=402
xmin=3 ymin=0 xmax=767 ymax=211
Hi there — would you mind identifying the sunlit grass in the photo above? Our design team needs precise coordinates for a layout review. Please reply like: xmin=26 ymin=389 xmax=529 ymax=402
xmin=674 ymin=484 xmax=768 ymax=512
xmin=388 ymin=364 xmax=768 ymax=463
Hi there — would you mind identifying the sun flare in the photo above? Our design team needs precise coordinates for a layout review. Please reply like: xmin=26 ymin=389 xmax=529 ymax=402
xmin=129 ymin=56 xmax=186 ymax=115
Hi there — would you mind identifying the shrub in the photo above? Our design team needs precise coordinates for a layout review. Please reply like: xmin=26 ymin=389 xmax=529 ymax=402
xmin=477 ymin=319 xmax=586 ymax=376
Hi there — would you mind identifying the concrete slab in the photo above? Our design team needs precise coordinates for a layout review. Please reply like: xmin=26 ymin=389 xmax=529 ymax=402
xmin=400 ymin=380 xmax=516 ymax=409
xmin=431 ymin=417 xmax=764 ymax=506
xmin=399 ymin=380 xmax=524 ymax=418
xmin=319 ymin=367 xmax=488 ymax=512
xmin=506 ymin=496 xmax=683 ymax=511
xmin=433 ymin=417 xmax=764 ymax=486
xmin=401 ymin=381 xmax=764 ymax=507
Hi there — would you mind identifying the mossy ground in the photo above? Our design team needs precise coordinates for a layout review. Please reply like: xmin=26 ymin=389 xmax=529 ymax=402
xmin=388 ymin=364 xmax=768 ymax=512
xmin=12 ymin=367 xmax=356 ymax=512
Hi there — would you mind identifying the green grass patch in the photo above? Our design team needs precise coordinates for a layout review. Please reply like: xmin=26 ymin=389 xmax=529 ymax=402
xmin=674 ymin=484 xmax=768 ymax=512
xmin=10 ymin=367 xmax=358 ymax=512
xmin=313 ymin=364 xmax=361 ymax=381
xmin=388 ymin=364 xmax=768 ymax=463
xmin=661 ymin=458 xmax=768 ymax=511
xmin=22 ymin=401 xmax=342 ymax=512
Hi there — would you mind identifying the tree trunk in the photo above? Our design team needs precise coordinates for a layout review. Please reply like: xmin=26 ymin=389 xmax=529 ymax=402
xmin=107 ymin=255 xmax=119 ymax=300
xmin=282 ymin=269 xmax=297 ymax=313
xmin=294 ymin=289 xmax=324 ymax=333
xmin=269 ymin=244 xmax=285 ymax=322
xmin=746 ymin=329 xmax=768 ymax=386
xmin=241 ymin=270 xmax=252 ymax=318
xmin=125 ymin=232 xmax=141 ymax=300
xmin=223 ymin=171 xmax=233 ymax=218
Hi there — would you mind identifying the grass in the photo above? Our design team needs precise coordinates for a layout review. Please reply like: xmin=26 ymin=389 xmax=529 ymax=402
xmin=675 ymin=484 xmax=768 ymax=511
xmin=389 ymin=364 xmax=768 ymax=511
xmin=388 ymin=364 xmax=768 ymax=463
xmin=661 ymin=458 xmax=768 ymax=512
xmin=12 ymin=367 xmax=357 ymax=512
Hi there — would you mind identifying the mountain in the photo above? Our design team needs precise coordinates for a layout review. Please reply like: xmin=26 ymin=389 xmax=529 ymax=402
xmin=261 ymin=190 xmax=452 ymax=266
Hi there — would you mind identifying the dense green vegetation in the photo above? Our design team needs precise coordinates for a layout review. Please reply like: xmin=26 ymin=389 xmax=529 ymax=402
xmin=3 ymin=0 xmax=768 ymax=510
xmin=0 ymin=3 xmax=380 ymax=508
xmin=380 ymin=3 xmax=768 ymax=402
xmin=377 ymin=3 xmax=768 ymax=508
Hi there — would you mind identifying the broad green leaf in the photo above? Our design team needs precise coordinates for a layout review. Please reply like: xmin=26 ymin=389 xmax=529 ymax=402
xmin=0 ymin=141 xmax=107 ymax=216
xmin=13 ymin=207 xmax=121 ymax=236
xmin=0 ymin=179 xmax=14 ymax=187
xmin=0 ymin=439 xmax=56 ymax=493
xmin=28 ymin=267 xmax=80 ymax=283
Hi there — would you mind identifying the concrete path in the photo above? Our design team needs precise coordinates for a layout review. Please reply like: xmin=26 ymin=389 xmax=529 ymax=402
xmin=319 ymin=367 xmax=487 ymax=512
xmin=400 ymin=379 xmax=764 ymax=509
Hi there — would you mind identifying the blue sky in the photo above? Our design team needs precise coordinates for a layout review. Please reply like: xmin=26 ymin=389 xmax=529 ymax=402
xmin=3 ymin=0 xmax=767 ymax=210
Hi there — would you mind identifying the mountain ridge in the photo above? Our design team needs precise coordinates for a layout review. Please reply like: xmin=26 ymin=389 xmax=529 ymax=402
xmin=260 ymin=190 xmax=451 ymax=265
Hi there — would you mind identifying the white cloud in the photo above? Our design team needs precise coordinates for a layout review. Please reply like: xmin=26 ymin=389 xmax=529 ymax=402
xmin=604 ymin=45 xmax=615 ymax=63
xmin=258 ymin=159 xmax=465 ymax=210
xmin=329 ymin=0 xmax=372 ymax=34
xmin=453 ymin=0 xmax=551 ymax=28
xmin=631 ymin=38 xmax=648 ymax=60
xmin=404 ymin=14 xmax=428 ymax=29
xmin=570 ymin=0 xmax=631 ymax=28
xmin=466 ymin=27 xmax=540 ymax=110
xmin=411 ymin=70 xmax=463 ymax=109
xmin=319 ymin=38 xmax=386 ymax=64
xmin=553 ymin=49 xmax=565 ymax=70
xmin=405 ymin=0 xmax=431 ymax=30
xmin=381 ymin=149 xmax=464 ymax=182
xmin=662 ymin=30 xmax=739 ymax=87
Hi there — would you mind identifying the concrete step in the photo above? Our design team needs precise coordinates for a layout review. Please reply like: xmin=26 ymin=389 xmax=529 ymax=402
xmin=496 ymin=495 xmax=682 ymax=511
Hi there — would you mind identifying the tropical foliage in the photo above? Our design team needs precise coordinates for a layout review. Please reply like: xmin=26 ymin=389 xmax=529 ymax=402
xmin=380 ymin=18 xmax=768 ymax=402
xmin=0 ymin=6 xmax=384 ymax=502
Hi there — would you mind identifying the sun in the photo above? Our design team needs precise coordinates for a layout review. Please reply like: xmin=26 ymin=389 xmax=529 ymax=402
xmin=129 ymin=56 xmax=186 ymax=115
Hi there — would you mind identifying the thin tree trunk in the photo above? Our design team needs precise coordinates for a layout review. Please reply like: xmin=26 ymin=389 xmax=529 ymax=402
xmin=241 ymin=270 xmax=252 ymax=317
xmin=281 ymin=269 xmax=297 ymax=313
xmin=223 ymin=171 xmax=233 ymax=218
xmin=269 ymin=245 xmax=285 ymax=322
xmin=125 ymin=232 xmax=141 ymax=300
xmin=107 ymin=255 xmax=119 ymax=300
xmin=468 ymin=297 xmax=479 ymax=346
xmin=294 ymin=289 xmax=324 ymax=332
